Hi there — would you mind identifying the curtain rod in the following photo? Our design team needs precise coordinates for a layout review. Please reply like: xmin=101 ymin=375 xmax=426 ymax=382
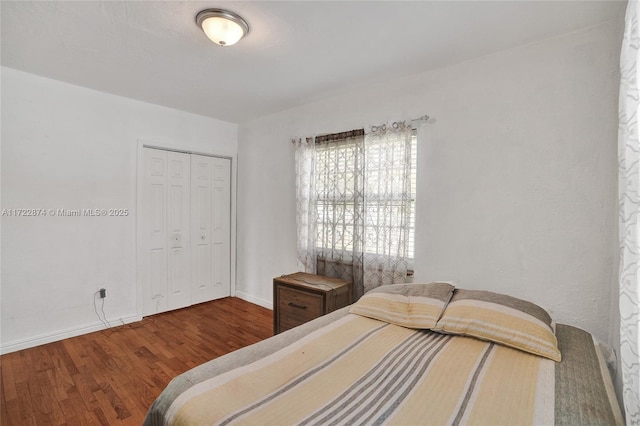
xmin=371 ymin=114 xmax=430 ymax=132
xmin=291 ymin=114 xmax=430 ymax=144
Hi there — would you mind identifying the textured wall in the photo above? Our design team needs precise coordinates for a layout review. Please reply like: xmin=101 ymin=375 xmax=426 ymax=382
xmin=237 ymin=20 xmax=622 ymax=346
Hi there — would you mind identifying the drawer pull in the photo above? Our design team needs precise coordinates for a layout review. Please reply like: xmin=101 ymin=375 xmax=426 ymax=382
xmin=288 ymin=302 xmax=307 ymax=310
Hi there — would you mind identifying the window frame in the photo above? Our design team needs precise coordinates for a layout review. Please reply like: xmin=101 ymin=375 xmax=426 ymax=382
xmin=313 ymin=130 xmax=417 ymax=264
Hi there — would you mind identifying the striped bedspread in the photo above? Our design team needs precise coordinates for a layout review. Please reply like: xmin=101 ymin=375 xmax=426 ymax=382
xmin=144 ymin=312 xmax=622 ymax=425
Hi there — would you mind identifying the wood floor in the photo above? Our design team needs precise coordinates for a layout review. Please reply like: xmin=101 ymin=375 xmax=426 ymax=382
xmin=0 ymin=297 xmax=273 ymax=425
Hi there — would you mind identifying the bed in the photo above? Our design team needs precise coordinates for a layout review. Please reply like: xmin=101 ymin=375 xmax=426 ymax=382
xmin=144 ymin=283 xmax=623 ymax=425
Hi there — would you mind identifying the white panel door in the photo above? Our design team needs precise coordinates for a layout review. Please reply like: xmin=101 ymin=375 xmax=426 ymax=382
xmin=191 ymin=155 xmax=231 ymax=303
xmin=142 ymin=148 xmax=169 ymax=315
xmin=142 ymin=148 xmax=191 ymax=315
xmin=210 ymin=157 xmax=231 ymax=299
xmin=166 ymin=152 xmax=191 ymax=310
xmin=141 ymin=148 xmax=230 ymax=316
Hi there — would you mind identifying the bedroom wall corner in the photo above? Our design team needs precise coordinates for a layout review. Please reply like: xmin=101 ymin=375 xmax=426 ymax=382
xmin=0 ymin=67 xmax=238 ymax=353
xmin=235 ymin=121 xmax=299 ymax=307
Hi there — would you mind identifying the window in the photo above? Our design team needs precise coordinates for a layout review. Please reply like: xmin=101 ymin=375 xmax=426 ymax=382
xmin=315 ymin=131 xmax=416 ymax=260
xmin=315 ymin=133 xmax=363 ymax=257
xmin=295 ymin=123 xmax=416 ymax=298
xmin=363 ymin=130 xmax=417 ymax=260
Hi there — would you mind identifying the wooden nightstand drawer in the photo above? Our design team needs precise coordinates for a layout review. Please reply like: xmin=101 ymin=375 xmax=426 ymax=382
xmin=273 ymin=272 xmax=352 ymax=334
xmin=278 ymin=287 xmax=323 ymax=319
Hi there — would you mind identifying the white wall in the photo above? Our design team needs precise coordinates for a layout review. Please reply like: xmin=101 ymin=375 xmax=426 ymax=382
xmin=1 ymin=67 xmax=237 ymax=353
xmin=237 ymin=19 xmax=622 ymax=347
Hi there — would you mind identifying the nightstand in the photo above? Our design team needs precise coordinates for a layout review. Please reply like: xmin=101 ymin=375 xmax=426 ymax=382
xmin=273 ymin=272 xmax=353 ymax=334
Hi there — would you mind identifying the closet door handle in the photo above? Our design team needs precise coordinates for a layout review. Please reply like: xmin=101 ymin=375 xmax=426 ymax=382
xmin=288 ymin=302 xmax=307 ymax=310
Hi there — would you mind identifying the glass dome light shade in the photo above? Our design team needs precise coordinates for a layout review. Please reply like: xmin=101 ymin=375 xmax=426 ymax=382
xmin=196 ymin=9 xmax=249 ymax=47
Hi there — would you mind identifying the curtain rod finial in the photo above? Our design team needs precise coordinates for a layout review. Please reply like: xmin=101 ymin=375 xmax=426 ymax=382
xmin=412 ymin=115 xmax=435 ymax=125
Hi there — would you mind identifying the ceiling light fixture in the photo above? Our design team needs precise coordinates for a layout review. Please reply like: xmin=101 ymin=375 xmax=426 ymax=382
xmin=196 ymin=8 xmax=249 ymax=47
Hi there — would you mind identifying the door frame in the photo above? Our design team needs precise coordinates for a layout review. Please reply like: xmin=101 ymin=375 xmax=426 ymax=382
xmin=135 ymin=139 xmax=237 ymax=319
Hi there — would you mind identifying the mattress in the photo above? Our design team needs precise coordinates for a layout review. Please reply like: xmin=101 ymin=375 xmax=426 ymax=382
xmin=144 ymin=284 xmax=623 ymax=425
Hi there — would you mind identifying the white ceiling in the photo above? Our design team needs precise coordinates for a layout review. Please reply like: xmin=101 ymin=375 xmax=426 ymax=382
xmin=1 ymin=1 xmax=626 ymax=124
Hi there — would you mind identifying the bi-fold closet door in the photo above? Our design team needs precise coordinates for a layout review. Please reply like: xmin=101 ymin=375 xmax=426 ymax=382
xmin=141 ymin=147 xmax=230 ymax=316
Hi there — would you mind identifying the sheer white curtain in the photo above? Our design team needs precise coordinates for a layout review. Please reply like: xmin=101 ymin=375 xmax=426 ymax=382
xmin=362 ymin=122 xmax=414 ymax=294
xmin=294 ymin=137 xmax=317 ymax=273
xmin=619 ymin=1 xmax=640 ymax=423
xmin=295 ymin=131 xmax=365 ymax=296
xmin=314 ymin=130 xmax=365 ymax=296
xmin=294 ymin=124 xmax=414 ymax=300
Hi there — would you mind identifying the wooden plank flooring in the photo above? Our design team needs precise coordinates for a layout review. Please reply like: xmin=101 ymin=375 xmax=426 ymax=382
xmin=0 ymin=297 xmax=273 ymax=425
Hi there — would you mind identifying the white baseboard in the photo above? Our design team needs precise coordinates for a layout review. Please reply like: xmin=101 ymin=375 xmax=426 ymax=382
xmin=0 ymin=314 xmax=141 ymax=355
xmin=235 ymin=291 xmax=273 ymax=310
xmin=1 ymin=295 xmax=271 ymax=355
